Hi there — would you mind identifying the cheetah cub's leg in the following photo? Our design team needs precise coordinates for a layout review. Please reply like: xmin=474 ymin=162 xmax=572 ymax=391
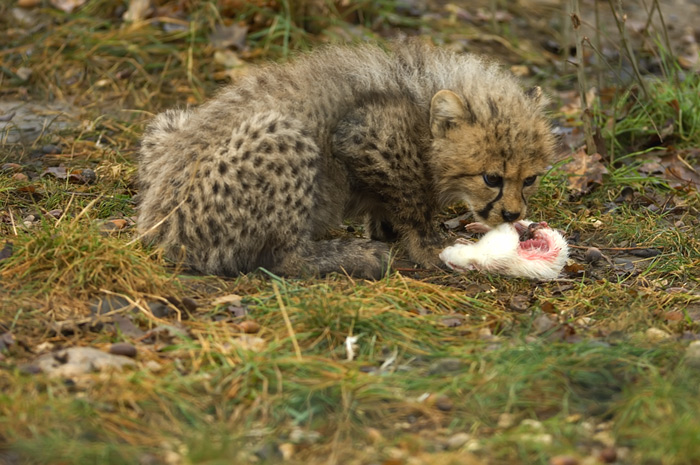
xmin=273 ymin=238 xmax=392 ymax=280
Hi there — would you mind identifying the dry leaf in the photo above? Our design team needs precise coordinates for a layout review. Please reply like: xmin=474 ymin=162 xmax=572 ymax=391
xmin=209 ymin=24 xmax=248 ymax=50
xmin=561 ymin=149 xmax=608 ymax=194
xmin=50 ymin=0 xmax=87 ymax=13
xmin=17 ymin=0 xmax=41 ymax=7
xmin=212 ymin=294 xmax=243 ymax=306
xmin=123 ymin=0 xmax=151 ymax=22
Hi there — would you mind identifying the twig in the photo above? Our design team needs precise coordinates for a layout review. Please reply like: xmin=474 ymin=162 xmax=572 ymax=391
xmin=56 ymin=192 xmax=75 ymax=226
xmin=273 ymin=281 xmax=302 ymax=361
xmin=569 ymin=244 xmax=663 ymax=251
xmin=570 ymin=0 xmax=596 ymax=155
xmin=8 ymin=208 xmax=18 ymax=236
xmin=608 ymin=0 xmax=650 ymax=99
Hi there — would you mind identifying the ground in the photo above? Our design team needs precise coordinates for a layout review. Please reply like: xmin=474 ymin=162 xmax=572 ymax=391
xmin=1 ymin=1 xmax=699 ymax=464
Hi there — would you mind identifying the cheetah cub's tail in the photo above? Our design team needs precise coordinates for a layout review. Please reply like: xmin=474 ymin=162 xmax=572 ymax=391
xmin=140 ymin=109 xmax=193 ymax=158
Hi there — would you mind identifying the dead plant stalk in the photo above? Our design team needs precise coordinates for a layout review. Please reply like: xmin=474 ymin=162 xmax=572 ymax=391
xmin=570 ymin=0 xmax=596 ymax=155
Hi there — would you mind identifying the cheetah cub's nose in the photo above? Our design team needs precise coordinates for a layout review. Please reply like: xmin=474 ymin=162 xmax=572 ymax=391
xmin=502 ymin=210 xmax=520 ymax=222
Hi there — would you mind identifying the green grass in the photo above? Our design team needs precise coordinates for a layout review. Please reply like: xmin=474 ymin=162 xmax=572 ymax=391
xmin=1 ymin=1 xmax=700 ymax=464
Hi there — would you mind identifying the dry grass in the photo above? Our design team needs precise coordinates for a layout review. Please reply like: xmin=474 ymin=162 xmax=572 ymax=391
xmin=1 ymin=1 xmax=700 ymax=464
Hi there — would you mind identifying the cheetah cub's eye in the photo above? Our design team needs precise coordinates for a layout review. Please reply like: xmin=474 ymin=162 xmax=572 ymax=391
xmin=483 ymin=173 xmax=503 ymax=188
xmin=523 ymin=175 xmax=537 ymax=187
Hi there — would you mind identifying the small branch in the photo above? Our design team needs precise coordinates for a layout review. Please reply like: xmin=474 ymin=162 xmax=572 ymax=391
xmin=568 ymin=244 xmax=663 ymax=251
xmin=570 ymin=0 xmax=597 ymax=155
xmin=608 ymin=0 xmax=650 ymax=99
xmin=273 ymin=282 xmax=302 ymax=361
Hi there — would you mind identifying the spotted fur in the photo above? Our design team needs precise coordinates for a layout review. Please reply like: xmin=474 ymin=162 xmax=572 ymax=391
xmin=137 ymin=39 xmax=555 ymax=278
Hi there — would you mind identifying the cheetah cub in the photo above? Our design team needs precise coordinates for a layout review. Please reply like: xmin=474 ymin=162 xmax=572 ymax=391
xmin=137 ymin=39 xmax=555 ymax=279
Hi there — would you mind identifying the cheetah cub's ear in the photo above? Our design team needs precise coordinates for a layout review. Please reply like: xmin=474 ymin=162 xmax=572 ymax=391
xmin=430 ymin=90 xmax=475 ymax=138
xmin=526 ymin=86 xmax=546 ymax=105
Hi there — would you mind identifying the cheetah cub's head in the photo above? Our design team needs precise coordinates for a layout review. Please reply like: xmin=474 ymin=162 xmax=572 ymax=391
xmin=429 ymin=86 xmax=555 ymax=227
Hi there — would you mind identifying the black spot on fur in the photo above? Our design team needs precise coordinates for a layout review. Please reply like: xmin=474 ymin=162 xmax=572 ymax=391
xmin=267 ymin=122 xmax=277 ymax=133
xmin=260 ymin=142 xmax=273 ymax=154
xmin=207 ymin=217 xmax=220 ymax=236
xmin=218 ymin=161 xmax=228 ymax=175
xmin=241 ymin=151 xmax=251 ymax=161
xmin=488 ymin=97 xmax=499 ymax=118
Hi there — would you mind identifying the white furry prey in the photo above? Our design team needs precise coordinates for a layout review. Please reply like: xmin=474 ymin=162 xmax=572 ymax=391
xmin=440 ymin=220 xmax=569 ymax=280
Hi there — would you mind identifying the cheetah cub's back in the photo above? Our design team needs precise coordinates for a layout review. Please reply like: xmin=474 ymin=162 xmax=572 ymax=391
xmin=137 ymin=39 xmax=555 ymax=278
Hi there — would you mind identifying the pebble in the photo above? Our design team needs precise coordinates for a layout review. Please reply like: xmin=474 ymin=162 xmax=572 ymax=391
xmin=598 ymin=447 xmax=617 ymax=463
xmin=109 ymin=342 xmax=137 ymax=358
xmin=238 ymin=320 xmax=260 ymax=333
xmin=434 ymin=395 xmax=453 ymax=411
xmin=41 ymin=144 xmax=62 ymax=154
xmin=81 ymin=168 xmax=97 ymax=184
xmin=584 ymin=247 xmax=603 ymax=264
xmin=645 ymin=327 xmax=672 ymax=342
xmin=684 ymin=341 xmax=700 ymax=368
xmin=446 ymin=432 xmax=471 ymax=450
xmin=180 ymin=297 xmax=198 ymax=312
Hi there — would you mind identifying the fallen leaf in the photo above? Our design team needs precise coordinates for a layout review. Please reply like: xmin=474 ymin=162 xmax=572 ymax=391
xmin=17 ymin=0 xmax=41 ymax=7
xmin=540 ymin=301 xmax=557 ymax=313
xmin=230 ymin=335 xmax=266 ymax=352
xmin=0 ymin=332 xmax=15 ymax=352
xmin=42 ymin=166 xmax=95 ymax=184
xmin=561 ymin=149 xmax=609 ymax=194
xmin=442 ymin=315 xmax=464 ymax=327
xmin=0 ymin=242 xmax=13 ymax=261
xmin=638 ymin=150 xmax=700 ymax=190
xmin=123 ymin=0 xmax=151 ymax=22
xmin=99 ymin=218 xmax=129 ymax=232
xmin=209 ymin=23 xmax=248 ymax=50
xmin=443 ymin=212 xmax=471 ymax=230
xmin=227 ymin=305 xmax=247 ymax=317
xmin=214 ymin=49 xmax=244 ymax=69
xmin=509 ymin=295 xmax=530 ymax=312
xmin=111 ymin=314 xmax=146 ymax=338
xmin=212 ymin=294 xmax=243 ymax=306
xmin=532 ymin=314 xmax=557 ymax=333
xmin=42 ymin=166 xmax=67 ymax=179
xmin=50 ymin=0 xmax=87 ymax=13
xmin=664 ymin=311 xmax=684 ymax=322
xmin=35 ymin=347 xmax=136 ymax=377
xmin=564 ymin=262 xmax=585 ymax=275
xmin=549 ymin=456 xmax=579 ymax=465
xmin=2 ymin=163 xmax=22 ymax=172
xmin=0 ymin=111 xmax=16 ymax=122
